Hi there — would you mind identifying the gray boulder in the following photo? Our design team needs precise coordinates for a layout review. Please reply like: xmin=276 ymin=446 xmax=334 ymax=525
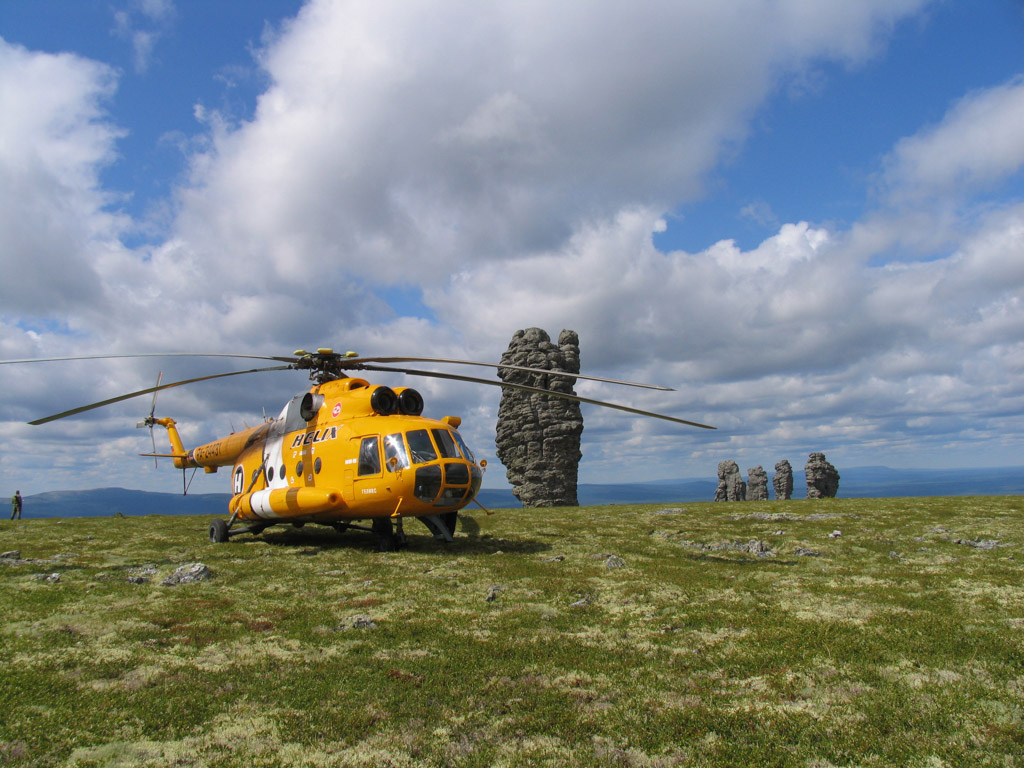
xmin=805 ymin=453 xmax=840 ymax=498
xmin=162 ymin=562 xmax=213 ymax=586
xmin=772 ymin=460 xmax=793 ymax=500
xmin=747 ymin=466 xmax=769 ymax=501
xmin=714 ymin=460 xmax=746 ymax=501
xmin=495 ymin=328 xmax=583 ymax=507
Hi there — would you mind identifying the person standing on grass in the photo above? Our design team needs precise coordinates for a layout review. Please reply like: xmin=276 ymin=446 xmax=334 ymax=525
xmin=10 ymin=490 xmax=22 ymax=520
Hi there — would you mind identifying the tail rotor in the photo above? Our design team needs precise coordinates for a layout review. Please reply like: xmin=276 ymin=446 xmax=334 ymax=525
xmin=135 ymin=371 xmax=162 ymax=467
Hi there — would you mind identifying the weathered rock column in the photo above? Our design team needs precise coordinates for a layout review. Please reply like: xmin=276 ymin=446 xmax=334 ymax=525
xmin=805 ymin=452 xmax=840 ymax=498
xmin=747 ymin=466 xmax=769 ymax=501
xmin=772 ymin=460 xmax=793 ymax=500
xmin=495 ymin=328 xmax=583 ymax=507
xmin=714 ymin=459 xmax=746 ymax=501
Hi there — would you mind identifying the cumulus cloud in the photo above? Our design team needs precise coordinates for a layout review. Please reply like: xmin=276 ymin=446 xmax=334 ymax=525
xmin=884 ymin=75 xmax=1024 ymax=202
xmin=0 ymin=39 xmax=125 ymax=315
xmin=174 ymin=0 xmax=931 ymax=284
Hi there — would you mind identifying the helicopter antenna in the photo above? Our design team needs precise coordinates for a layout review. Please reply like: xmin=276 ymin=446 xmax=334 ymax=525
xmin=135 ymin=371 xmax=162 ymax=467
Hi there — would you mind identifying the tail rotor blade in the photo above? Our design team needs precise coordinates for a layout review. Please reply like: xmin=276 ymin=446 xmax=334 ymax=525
xmin=150 ymin=371 xmax=162 ymax=468
xmin=149 ymin=371 xmax=162 ymax=419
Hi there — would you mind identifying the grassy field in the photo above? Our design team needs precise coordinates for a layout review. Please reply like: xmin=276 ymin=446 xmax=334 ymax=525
xmin=0 ymin=496 xmax=1021 ymax=767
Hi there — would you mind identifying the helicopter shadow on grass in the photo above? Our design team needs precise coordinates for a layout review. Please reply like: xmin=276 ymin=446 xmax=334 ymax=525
xmin=249 ymin=520 xmax=553 ymax=556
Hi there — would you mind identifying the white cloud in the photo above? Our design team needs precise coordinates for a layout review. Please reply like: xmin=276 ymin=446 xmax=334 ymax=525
xmin=174 ymin=0 xmax=932 ymax=285
xmin=884 ymin=75 xmax=1024 ymax=202
xmin=112 ymin=0 xmax=176 ymax=73
xmin=0 ymin=39 xmax=125 ymax=315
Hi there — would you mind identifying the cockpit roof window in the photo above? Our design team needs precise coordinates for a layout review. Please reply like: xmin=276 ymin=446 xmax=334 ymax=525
xmin=282 ymin=395 xmax=307 ymax=434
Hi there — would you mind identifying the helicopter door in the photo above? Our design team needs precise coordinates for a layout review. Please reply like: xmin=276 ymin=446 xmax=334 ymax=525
xmin=349 ymin=436 xmax=382 ymax=503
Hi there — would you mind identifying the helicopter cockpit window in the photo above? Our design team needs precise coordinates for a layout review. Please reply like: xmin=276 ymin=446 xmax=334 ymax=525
xmin=357 ymin=436 xmax=381 ymax=476
xmin=431 ymin=429 xmax=459 ymax=459
xmin=383 ymin=433 xmax=409 ymax=472
xmin=451 ymin=429 xmax=475 ymax=463
xmin=406 ymin=429 xmax=437 ymax=464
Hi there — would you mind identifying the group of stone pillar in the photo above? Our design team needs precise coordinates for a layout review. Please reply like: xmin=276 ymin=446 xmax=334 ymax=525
xmin=714 ymin=453 xmax=839 ymax=501
xmin=492 ymin=327 xmax=843 ymax=507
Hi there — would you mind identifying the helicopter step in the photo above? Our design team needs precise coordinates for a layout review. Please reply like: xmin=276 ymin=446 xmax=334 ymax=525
xmin=418 ymin=512 xmax=458 ymax=543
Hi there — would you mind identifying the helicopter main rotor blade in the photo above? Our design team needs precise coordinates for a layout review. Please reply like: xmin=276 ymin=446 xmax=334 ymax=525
xmin=2 ymin=351 xmax=676 ymax=392
xmin=28 ymin=365 xmax=293 ymax=425
xmin=352 ymin=356 xmax=674 ymax=391
xmin=358 ymin=364 xmax=716 ymax=429
xmin=0 ymin=352 xmax=296 ymax=366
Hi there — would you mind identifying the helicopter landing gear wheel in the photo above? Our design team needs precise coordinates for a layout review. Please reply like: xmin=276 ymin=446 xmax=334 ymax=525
xmin=441 ymin=511 xmax=459 ymax=537
xmin=209 ymin=518 xmax=229 ymax=543
xmin=371 ymin=517 xmax=397 ymax=552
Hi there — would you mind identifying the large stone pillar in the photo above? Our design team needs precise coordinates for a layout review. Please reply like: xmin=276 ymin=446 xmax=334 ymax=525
xmin=495 ymin=328 xmax=583 ymax=507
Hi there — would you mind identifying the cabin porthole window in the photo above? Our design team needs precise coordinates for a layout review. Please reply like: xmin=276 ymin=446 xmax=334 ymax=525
xmin=314 ymin=457 xmax=322 ymax=474
xmin=280 ymin=465 xmax=286 ymax=481
xmin=267 ymin=466 xmax=275 ymax=482
xmin=296 ymin=460 xmax=304 ymax=476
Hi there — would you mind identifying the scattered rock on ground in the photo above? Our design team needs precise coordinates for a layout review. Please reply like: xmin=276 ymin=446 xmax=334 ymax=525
xmin=161 ymin=563 xmax=212 ymax=586
xmin=336 ymin=615 xmax=376 ymax=630
xmin=955 ymin=538 xmax=1001 ymax=550
xmin=680 ymin=539 xmax=776 ymax=557
xmin=732 ymin=512 xmax=798 ymax=522
xmin=485 ymin=585 xmax=509 ymax=602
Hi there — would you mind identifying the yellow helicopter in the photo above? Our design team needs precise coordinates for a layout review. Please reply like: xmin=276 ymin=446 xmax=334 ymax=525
xmin=3 ymin=348 xmax=714 ymax=549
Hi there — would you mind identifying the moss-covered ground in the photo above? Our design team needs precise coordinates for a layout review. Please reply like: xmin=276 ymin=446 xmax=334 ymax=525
xmin=0 ymin=496 xmax=1021 ymax=766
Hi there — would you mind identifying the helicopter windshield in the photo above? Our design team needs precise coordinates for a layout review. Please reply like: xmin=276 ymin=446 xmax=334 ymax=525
xmin=450 ymin=429 xmax=475 ymax=462
xmin=431 ymin=429 xmax=459 ymax=459
xmin=406 ymin=429 xmax=438 ymax=464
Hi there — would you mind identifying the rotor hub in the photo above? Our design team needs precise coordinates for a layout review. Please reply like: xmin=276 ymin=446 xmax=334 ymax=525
xmin=291 ymin=349 xmax=361 ymax=383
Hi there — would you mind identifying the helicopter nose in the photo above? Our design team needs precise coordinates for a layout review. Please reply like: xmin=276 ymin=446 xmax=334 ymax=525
xmin=412 ymin=459 xmax=481 ymax=507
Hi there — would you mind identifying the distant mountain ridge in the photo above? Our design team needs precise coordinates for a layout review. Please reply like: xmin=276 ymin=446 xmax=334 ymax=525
xmin=16 ymin=465 xmax=1023 ymax=518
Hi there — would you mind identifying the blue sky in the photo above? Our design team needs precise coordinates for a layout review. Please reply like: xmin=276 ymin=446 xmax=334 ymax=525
xmin=1 ymin=0 xmax=1023 ymax=496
